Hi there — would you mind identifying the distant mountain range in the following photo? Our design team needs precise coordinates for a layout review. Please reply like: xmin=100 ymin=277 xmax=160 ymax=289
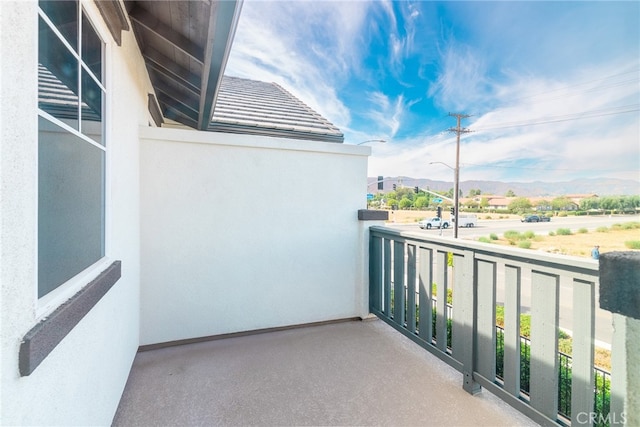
xmin=369 ymin=177 xmax=640 ymax=197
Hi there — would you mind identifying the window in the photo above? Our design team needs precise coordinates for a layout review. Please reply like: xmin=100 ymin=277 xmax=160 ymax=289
xmin=38 ymin=1 xmax=106 ymax=298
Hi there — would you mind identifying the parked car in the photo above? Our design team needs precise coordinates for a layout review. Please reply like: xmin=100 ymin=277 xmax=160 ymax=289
xmin=521 ymin=215 xmax=551 ymax=222
xmin=419 ymin=217 xmax=450 ymax=229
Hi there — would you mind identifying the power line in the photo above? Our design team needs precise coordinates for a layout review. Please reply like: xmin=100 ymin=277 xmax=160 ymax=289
xmin=473 ymin=104 xmax=639 ymax=132
xmin=499 ymin=69 xmax=639 ymax=106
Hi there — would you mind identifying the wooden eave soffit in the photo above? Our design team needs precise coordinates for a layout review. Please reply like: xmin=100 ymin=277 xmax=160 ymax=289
xmin=94 ymin=0 xmax=130 ymax=46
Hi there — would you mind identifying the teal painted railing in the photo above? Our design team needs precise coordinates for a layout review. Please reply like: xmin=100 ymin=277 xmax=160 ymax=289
xmin=369 ymin=226 xmax=601 ymax=426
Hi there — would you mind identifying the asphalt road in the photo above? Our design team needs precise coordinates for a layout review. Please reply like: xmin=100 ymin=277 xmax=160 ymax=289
xmin=385 ymin=214 xmax=640 ymax=347
xmin=387 ymin=214 xmax=640 ymax=239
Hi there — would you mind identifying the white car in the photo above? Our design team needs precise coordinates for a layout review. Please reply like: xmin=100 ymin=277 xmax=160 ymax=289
xmin=418 ymin=217 xmax=450 ymax=229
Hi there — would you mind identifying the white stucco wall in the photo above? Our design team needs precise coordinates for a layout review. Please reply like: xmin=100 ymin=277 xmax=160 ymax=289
xmin=1 ymin=2 xmax=148 ymax=424
xmin=139 ymin=127 xmax=371 ymax=345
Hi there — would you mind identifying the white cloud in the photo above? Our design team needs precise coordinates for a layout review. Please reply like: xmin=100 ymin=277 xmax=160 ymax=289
xmin=226 ymin=1 xmax=373 ymax=130
xmin=371 ymin=61 xmax=640 ymax=182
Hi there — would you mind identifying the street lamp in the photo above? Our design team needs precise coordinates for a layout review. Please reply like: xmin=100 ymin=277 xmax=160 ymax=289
xmin=356 ymin=139 xmax=386 ymax=145
xmin=429 ymin=161 xmax=460 ymax=238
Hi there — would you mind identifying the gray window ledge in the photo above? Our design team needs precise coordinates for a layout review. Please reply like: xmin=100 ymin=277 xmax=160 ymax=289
xmin=19 ymin=261 xmax=121 ymax=376
xmin=358 ymin=209 xmax=389 ymax=221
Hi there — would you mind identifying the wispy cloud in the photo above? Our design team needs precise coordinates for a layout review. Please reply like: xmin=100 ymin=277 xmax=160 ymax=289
xmin=227 ymin=1 xmax=639 ymax=184
xmin=373 ymin=60 xmax=639 ymax=182
xmin=226 ymin=1 xmax=373 ymax=130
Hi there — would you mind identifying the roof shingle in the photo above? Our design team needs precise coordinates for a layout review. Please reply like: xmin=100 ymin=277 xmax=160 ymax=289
xmin=209 ymin=76 xmax=344 ymax=143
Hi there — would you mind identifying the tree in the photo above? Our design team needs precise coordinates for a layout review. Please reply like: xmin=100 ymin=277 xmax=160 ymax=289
xmin=468 ymin=189 xmax=482 ymax=197
xmin=398 ymin=197 xmax=413 ymax=210
xmin=551 ymin=197 xmax=573 ymax=211
xmin=535 ymin=199 xmax=551 ymax=211
xmin=508 ymin=197 xmax=532 ymax=213
xmin=580 ymin=197 xmax=600 ymax=211
xmin=480 ymin=197 xmax=489 ymax=210
xmin=505 ymin=189 xmax=516 ymax=197
xmin=414 ymin=196 xmax=429 ymax=209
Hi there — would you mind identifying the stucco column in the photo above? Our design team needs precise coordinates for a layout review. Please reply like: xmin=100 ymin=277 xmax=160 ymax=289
xmin=357 ymin=210 xmax=389 ymax=320
xmin=599 ymin=252 xmax=639 ymax=427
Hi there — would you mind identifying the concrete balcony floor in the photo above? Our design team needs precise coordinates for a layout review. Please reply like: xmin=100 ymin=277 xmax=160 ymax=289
xmin=113 ymin=319 xmax=538 ymax=426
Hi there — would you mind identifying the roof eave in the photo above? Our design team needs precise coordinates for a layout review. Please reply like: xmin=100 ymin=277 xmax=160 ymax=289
xmin=197 ymin=0 xmax=244 ymax=130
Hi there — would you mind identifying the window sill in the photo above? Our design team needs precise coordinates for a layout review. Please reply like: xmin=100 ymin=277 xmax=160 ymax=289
xmin=19 ymin=261 xmax=121 ymax=376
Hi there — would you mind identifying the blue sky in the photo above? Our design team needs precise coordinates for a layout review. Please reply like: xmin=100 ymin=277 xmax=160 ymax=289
xmin=226 ymin=1 xmax=639 ymax=183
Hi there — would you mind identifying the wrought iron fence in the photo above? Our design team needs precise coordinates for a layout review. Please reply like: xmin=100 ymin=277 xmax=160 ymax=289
xmin=496 ymin=326 xmax=611 ymax=425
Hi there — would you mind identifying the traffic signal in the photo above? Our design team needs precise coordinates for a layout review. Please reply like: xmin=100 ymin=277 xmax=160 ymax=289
xmin=393 ymin=184 xmax=397 ymax=190
xmin=414 ymin=186 xmax=419 ymax=194
xmin=377 ymin=176 xmax=384 ymax=190
xmin=450 ymin=207 xmax=455 ymax=215
xmin=437 ymin=206 xmax=442 ymax=218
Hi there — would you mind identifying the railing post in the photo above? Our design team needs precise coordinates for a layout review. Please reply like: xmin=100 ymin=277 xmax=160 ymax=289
xmin=599 ymin=252 xmax=640 ymax=427
xmin=360 ymin=210 xmax=388 ymax=319
xmin=458 ymin=249 xmax=480 ymax=394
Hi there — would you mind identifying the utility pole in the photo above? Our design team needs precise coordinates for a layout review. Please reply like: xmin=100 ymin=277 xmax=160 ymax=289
xmin=447 ymin=113 xmax=472 ymax=238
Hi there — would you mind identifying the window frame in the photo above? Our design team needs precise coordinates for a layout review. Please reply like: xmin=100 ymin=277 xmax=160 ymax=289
xmin=36 ymin=1 xmax=112 ymax=316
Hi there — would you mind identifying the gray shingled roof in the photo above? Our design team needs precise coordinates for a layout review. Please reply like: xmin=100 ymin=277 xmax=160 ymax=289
xmin=209 ymin=76 xmax=344 ymax=143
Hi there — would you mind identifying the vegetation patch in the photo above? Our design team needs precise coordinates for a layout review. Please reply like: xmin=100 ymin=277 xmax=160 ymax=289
xmin=518 ymin=240 xmax=532 ymax=249
xmin=625 ymin=240 xmax=640 ymax=249
xmin=476 ymin=221 xmax=640 ymax=258
xmin=578 ymin=228 xmax=588 ymax=234
xmin=478 ymin=236 xmax=491 ymax=243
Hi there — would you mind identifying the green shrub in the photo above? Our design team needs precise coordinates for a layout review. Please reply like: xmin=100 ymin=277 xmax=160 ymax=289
xmin=478 ymin=236 xmax=491 ymax=243
xmin=523 ymin=230 xmax=535 ymax=239
xmin=504 ymin=230 xmax=524 ymax=241
xmin=490 ymin=233 xmax=498 ymax=240
xmin=518 ymin=240 xmax=532 ymax=249
xmin=625 ymin=240 xmax=640 ymax=249
xmin=578 ymin=228 xmax=588 ymax=234
xmin=485 ymin=215 xmax=492 ymax=219
xmin=558 ymin=211 xmax=568 ymax=217
xmin=548 ymin=231 xmax=556 ymax=236
xmin=611 ymin=223 xmax=623 ymax=230
xmin=557 ymin=228 xmax=572 ymax=235
xmin=622 ymin=221 xmax=640 ymax=229
xmin=596 ymin=226 xmax=609 ymax=233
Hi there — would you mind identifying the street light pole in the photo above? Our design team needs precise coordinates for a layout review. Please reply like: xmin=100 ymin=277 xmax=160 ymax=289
xmin=448 ymin=113 xmax=471 ymax=238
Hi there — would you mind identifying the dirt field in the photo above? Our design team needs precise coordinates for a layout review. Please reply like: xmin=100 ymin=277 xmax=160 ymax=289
xmin=477 ymin=225 xmax=640 ymax=258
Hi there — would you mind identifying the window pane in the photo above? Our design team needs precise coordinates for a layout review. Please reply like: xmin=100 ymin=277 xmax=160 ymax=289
xmin=39 ymin=0 xmax=78 ymax=52
xmin=81 ymin=12 xmax=102 ymax=82
xmin=39 ymin=16 xmax=79 ymax=130
xmin=38 ymin=117 xmax=105 ymax=298
xmin=81 ymin=69 xmax=103 ymax=145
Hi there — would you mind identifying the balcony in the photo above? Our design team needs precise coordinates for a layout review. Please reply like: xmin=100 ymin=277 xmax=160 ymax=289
xmin=113 ymin=319 xmax=536 ymax=426
xmin=113 ymin=224 xmax=636 ymax=426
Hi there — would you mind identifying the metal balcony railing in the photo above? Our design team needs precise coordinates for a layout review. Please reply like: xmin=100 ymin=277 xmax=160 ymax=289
xmin=369 ymin=226 xmax=600 ymax=426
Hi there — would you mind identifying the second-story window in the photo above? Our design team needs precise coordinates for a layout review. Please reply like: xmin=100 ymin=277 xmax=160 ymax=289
xmin=37 ymin=0 xmax=106 ymax=298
